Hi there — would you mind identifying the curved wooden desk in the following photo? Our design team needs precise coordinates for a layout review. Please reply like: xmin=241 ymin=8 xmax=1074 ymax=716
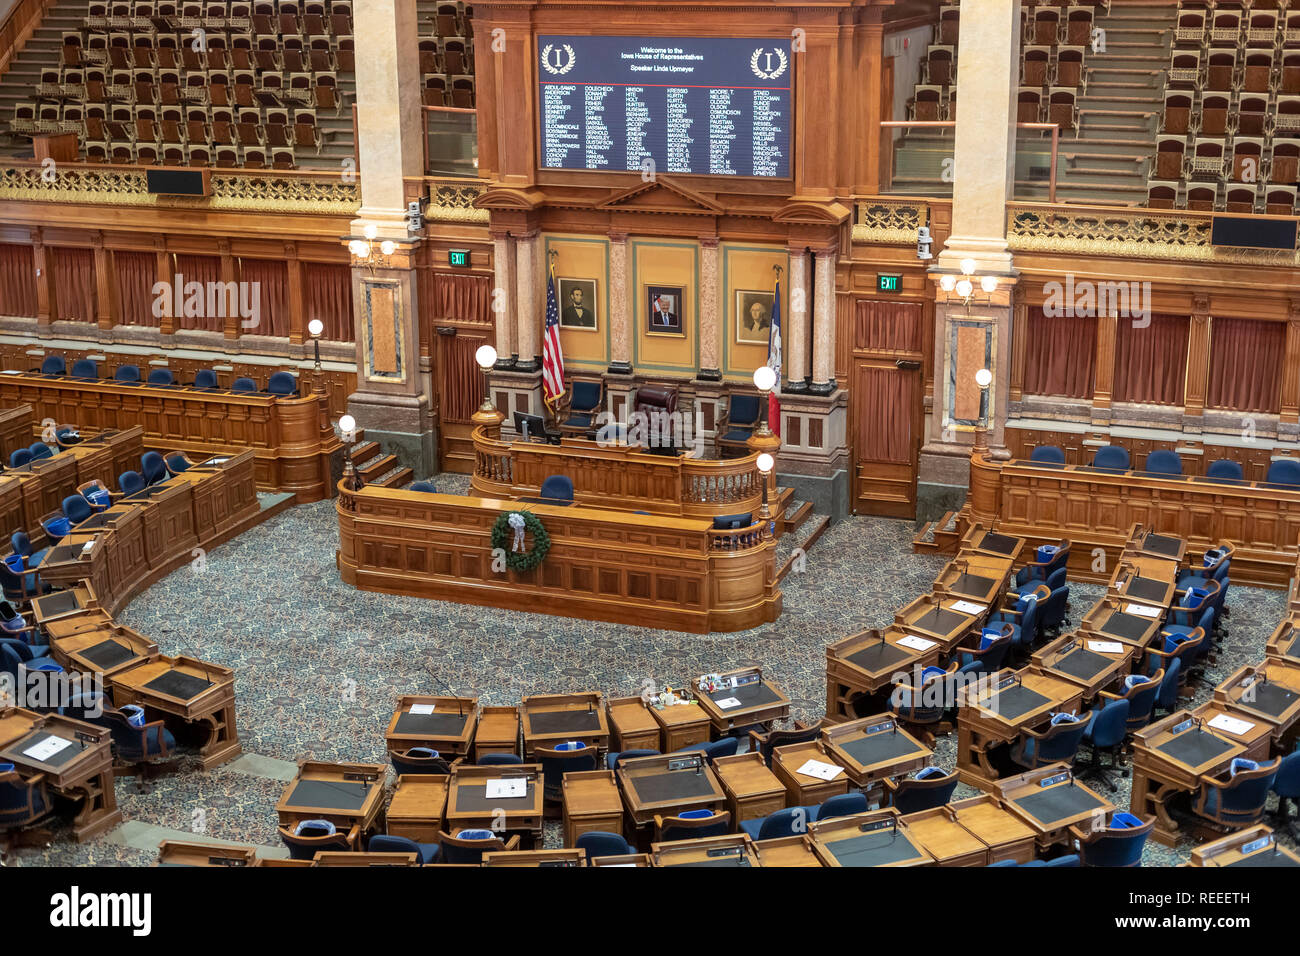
xmin=0 ymin=372 xmax=340 ymax=501
xmin=336 ymin=481 xmax=781 ymax=633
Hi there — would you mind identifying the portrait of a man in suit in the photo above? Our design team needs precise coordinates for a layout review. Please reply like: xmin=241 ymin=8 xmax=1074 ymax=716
xmin=558 ymin=278 xmax=598 ymax=330
xmin=735 ymin=290 xmax=775 ymax=345
xmin=646 ymin=285 xmax=684 ymax=335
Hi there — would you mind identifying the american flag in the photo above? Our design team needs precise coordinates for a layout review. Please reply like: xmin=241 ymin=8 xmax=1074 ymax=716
xmin=542 ymin=264 xmax=565 ymax=406
xmin=767 ymin=278 xmax=782 ymax=438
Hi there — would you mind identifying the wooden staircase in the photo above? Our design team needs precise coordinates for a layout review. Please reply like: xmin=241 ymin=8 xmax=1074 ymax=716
xmin=350 ymin=437 xmax=414 ymax=489
xmin=912 ymin=509 xmax=964 ymax=554
xmin=775 ymin=488 xmax=831 ymax=582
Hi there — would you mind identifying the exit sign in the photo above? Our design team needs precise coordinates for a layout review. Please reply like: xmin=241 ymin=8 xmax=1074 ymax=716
xmin=448 ymin=249 xmax=471 ymax=267
xmin=877 ymin=274 xmax=901 ymax=292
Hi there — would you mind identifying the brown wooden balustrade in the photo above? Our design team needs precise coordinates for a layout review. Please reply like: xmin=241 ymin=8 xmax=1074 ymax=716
xmin=0 ymin=372 xmax=340 ymax=501
xmin=336 ymin=481 xmax=782 ymax=634
xmin=469 ymin=426 xmax=764 ymax=520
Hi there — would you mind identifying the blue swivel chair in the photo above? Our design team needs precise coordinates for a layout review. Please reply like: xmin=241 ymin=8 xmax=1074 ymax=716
xmin=1267 ymin=458 xmax=1300 ymax=486
xmin=114 ymin=364 xmax=141 ymax=383
xmin=164 ymin=453 xmax=193 ymax=475
xmin=1205 ymin=459 xmax=1243 ymax=481
xmin=717 ymin=393 xmax=762 ymax=455
xmin=605 ymin=748 xmax=659 ymax=770
xmin=1116 ymin=671 xmax=1163 ymax=733
xmin=1029 ymin=444 xmax=1065 ymax=464
xmin=476 ymin=752 xmax=523 ymax=766
xmin=560 ymin=380 xmax=603 ymax=435
xmin=54 ymin=427 xmax=81 ymax=448
xmin=27 ymin=442 xmax=53 ymax=461
xmin=409 ymin=481 xmax=438 ymax=494
xmin=118 ymin=470 xmax=145 ymax=496
xmin=10 ymin=530 xmax=47 ymax=569
xmin=8 ymin=448 xmax=31 ymax=468
xmin=672 ymin=737 xmax=739 ymax=763
xmin=575 ymin=831 xmax=633 ymax=860
xmin=193 ymin=369 xmax=218 ymax=389
xmin=537 ymin=742 xmax=598 ymax=803
xmin=538 ymin=474 xmax=574 ymax=503
xmin=0 ymin=602 xmax=41 ymax=648
xmin=885 ymin=767 xmax=958 ymax=814
xmin=70 ymin=359 xmax=98 ymax=380
xmin=278 ymin=819 xmax=356 ymax=859
xmin=0 ymin=555 xmax=44 ymax=604
xmin=388 ymin=747 xmax=454 ymax=776
xmin=813 ymin=792 xmax=868 ymax=821
xmin=1014 ymin=542 xmax=1070 ymax=587
xmin=655 ymin=809 xmax=731 ymax=842
xmin=103 ymin=705 xmax=177 ymax=783
xmin=61 ymin=493 xmax=93 ymax=527
xmin=78 ymin=479 xmax=112 ymax=512
xmin=437 ymin=829 xmax=519 ymax=864
xmin=1039 ymin=584 xmax=1071 ymax=637
xmin=1025 ymin=854 xmax=1081 ymax=867
xmin=1143 ymin=625 xmax=1205 ymax=692
xmin=1076 ymin=697 xmax=1131 ymax=791
xmin=38 ymin=355 xmax=65 ymax=375
xmin=0 ymin=762 xmax=53 ymax=861
xmin=1073 ymin=812 xmax=1154 ymax=866
xmin=0 ymin=639 xmax=61 ymax=683
xmin=1153 ymin=657 xmax=1183 ymax=717
xmin=1177 ymin=544 xmax=1233 ymax=591
xmin=988 ymin=585 xmax=1047 ymax=656
xmin=1010 ymin=713 xmax=1089 ymax=770
xmin=1093 ymin=445 xmax=1131 ymax=470
xmin=230 ymin=377 xmax=257 ymax=392
xmin=368 ymin=833 xmax=440 ymax=864
xmin=956 ymin=625 xmax=1014 ymax=673
xmin=891 ymin=664 xmax=956 ymax=744
xmin=1193 ymin=759 xmax=1280 ymax=831
xmin=1013 ymin=565 xmax=1066 ymax=600
xmin=740 ymin=807 xmax=808 ymax=841
xmin=1271 ymin=745 xmax=1300 ymax=837
xmin=267 ymin=371 xmax=298 ymax=396
xmin=141 ymin=451 xmax=167 ymax=486
xmin=1144 ymin=449 xmax=1182 ymax=475
xmin=146 ymin=368 xmax=174 ymax=386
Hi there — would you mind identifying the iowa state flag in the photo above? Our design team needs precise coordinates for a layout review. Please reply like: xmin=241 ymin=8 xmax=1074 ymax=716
xmin=767 ymin=278 xmax=781 ymax=437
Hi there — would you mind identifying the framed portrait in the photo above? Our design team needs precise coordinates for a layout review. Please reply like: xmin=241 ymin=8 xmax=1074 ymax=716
xmin=645 ymin=284 xmax=685 ymax=336
xmin=735 ymin=289 xmax=775 ymax=346
xmin=557 ymin=277 xmax=599 ymax=331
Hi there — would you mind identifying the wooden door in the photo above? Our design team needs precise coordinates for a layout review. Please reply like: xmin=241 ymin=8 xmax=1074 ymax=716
xmin=851 ymin=300 xmax=925 ymax=518
xmin=432 ymin=325 xmax=492 ymax=474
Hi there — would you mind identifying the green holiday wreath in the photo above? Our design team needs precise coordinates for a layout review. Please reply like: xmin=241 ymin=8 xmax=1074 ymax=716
xmin=491 ymin=509 xmax=551 ymax=572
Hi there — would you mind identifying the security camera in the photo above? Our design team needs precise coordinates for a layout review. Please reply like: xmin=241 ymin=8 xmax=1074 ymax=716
xmin=405 ymin=199 xmax=425 ymax=233
xmin=917 ymin=226 xmax=934 ymax=260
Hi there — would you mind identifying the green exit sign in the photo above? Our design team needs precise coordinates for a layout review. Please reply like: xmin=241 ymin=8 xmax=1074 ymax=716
xmin=877 ymin=274 xmax=901 ymax=292
xmin=448 ymin=249 xmax=471 ymax=267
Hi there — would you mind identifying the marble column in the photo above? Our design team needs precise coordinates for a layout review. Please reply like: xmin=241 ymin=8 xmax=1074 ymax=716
xmin=514 ymin=231 xmax=540 ymax=372
xmin=491 ymin=231 xmax=516 ymax=368
xmin=785 ymin=246 xmax=810 ymax=392
xmin=608 ymin=232 xmax=632 ymax=375
xmin=698 ymin=238 xmax=721 ymax=380
xmin=810 ymin=248 xmax=837 ymax=394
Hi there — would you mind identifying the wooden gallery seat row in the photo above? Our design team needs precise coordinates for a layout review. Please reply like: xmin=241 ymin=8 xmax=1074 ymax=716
xmin=0 ymin=450 xmax=262 ymax=843
xmin=0 ymin=369 xmax=341 ymax=501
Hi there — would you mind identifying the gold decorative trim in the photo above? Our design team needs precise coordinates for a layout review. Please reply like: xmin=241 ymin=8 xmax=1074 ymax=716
xmin=427 ymin=180 xmax=489 ymax=223
xmin=851 ymin=199 xmax=928 ymax=245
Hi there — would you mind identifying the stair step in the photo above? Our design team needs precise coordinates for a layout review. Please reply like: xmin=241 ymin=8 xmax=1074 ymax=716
xmin=785 ymin=500 xmax=813 ymax=535
xmin=358 ymin=453 xmax=398 ymax=481
xmin=349 ymin=440 xmax=380 ymax=467
xmin=374 ymin=465 xmax=414 ymax=488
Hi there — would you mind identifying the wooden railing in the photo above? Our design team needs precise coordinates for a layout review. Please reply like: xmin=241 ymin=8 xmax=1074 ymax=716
xmin=0 ymin=0 xmax=53 ymax=80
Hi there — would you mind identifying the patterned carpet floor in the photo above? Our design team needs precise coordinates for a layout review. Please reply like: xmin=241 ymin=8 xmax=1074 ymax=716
xmin=10 ymin=475 xmax=1298 ymax=866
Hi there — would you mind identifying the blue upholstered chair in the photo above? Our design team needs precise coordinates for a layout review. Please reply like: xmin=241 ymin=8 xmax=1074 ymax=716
xmin=118 ymin=470 xmax=145 ymax=496
xmin=147 ymin=367 xmax=174 ymax=386
xmin=0 ymin=602 xmax=40 ymax=647
xmin=575 ymin=831 xmax=632 ymax=860
xmin=267 ymin=371 xmax=298 ymax=396
xmin=814 ymin=791 xmax=868 ymax=821
xmin=409 ymin=481 xmax=438 ymax=494
xmin=885 ymin=766 xmax=958 ymax=814
xmin=62 ymin=493 xmax=93 ymax=527
xmin=537 ymin=742 xmax=598 ymax=803
xmin=672 ymin=736 xmax=738 ymax=763
xmin=41 ymin=512 xmax=70 ymax=543
xmin=27 ymin=442 xmax=53 ymax=461
xmin=1024 ymin=854 xmax=1081 ymax=867
xmin=956 ymin=624 xmax=1014 ymax=673
xmin=476 ymin=753 xmax=523 ymax=766
xmin=749 ymin=720 xmax=827 ymax=766
xmin=1271 ymin=745 xmax=1300 ymax=836
xmin=538 ymin=474 xmax=574 ymax=503
xmin=1117 ymin=670 xmax=1163 ymax=733
xmin=1154 ymin=658 xmax=1183 ymax=717
xmin=891 ymin=664 xmax=956 ymax=742
xmin=11 ymin=530 xmax=47 ymax=569
xmin=141 ymin=451 xmax=167 ymax=486
xmin=1039 ymin=584 xmax=1071 ymax=637
xmin=605 ymin=748 xmax=659 ymax=770
xmin=1093 ymin=445 xmax=1130 ymax=470
xmin=1010 ymin=713 xmax=1088 ymax=770
xmin=1177 ymin=544 xmax=1233 ymax=591
xmin=1029 ymin=444 xmax=1066 ymax=464
xmin=54 ymin=427 xmax=81 ymax=448
xmin=193 ymin=369 xmax=218 ymax=389
xmin=164 ymin=453 xmax=193 ymax=475
xmin=230 ymin=377 xmax=257 ymax=392
xmin=368 ymin=833 xmax=440 ymax=864
xmin=1144 ymin=449 xmax=1182 ymax=475
xmin=988 ymin=586 xmax=1047 ymax=655
xmin=0 ymin=762 xmax=53 ymax=860
xmin=1193 ymin=758 xmax=1280 ymax=830
xmin=114 ymin=364 xmax=141 ymax=383
xmin=70 ymin=358 xmax=98 ymax=380
xmin=560 ymin=379 xmax=603 ymax=434
xmin=1167 ymin=584 xmax=1219 ymax=630
xmin=388 ymin=747 xmax=453 ymax=776
xmin=438 ymin=829 xmax=519 ymax=864
xmin=8 ymin=448 xmax=31 ymax=468
xmin=1073 ymin=812 xmax=1153 ymax=866
xmin=1205 ymin=458 xmax=1243 ymax=481
xmin=1015 ymin=542 xmax=1069 ymax=587
xmin=39 ymin=355 xmax=65 ymax=375
xmin=655 ymin=808 xmax=730 ymax=842
xmin=1013 ymin=565 xmax=1065 ymax=600
xmin=1143 ymin=625 xmax=1205 ymax=690
xmin=740 ymin=807 xmax=808 ymax=841
xmin=0 ymin=639 xmax=61 ymax=683
xmin=1267 ymin=458 xmax=1300 ymax=486
xmin=78 ymin=479 xmax=112 ymax=512
xmin=718 ymin=393 xmax=762 ymax=455
xmin=103 ymin=705 xmax=176 ymax=773
xmin=0 ymin=556 xmax=44 ymax=603
xmin=278 ymin=819 xmax=356 ymax=859
xmin=1076 ymin=697 xmax=1131 ymax=791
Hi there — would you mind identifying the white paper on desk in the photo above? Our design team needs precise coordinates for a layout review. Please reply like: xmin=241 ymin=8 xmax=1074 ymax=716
xmin=715 ymin=697 xmax=742 ymax=709
xmin=408 ymin=703 xmax=436 ymax=715
xmin=949 ymin=600 xmax=986 ymax=615
xmin=1086 ymin=640 xmax=1124 ymax=654
xmin=796 ymin=759 xmax=844 ymax=782
xmin=23 ymin=735 xmax=71 ymax=762
xmin=485 ymin=778 xmax=526 ymax=800
xmin=1125 ymin=603 xmax=1161 ymax=618
xmin=1208 ymin=713 xmax=1255 ymax=736
xmin=898 ymin=635 xmax=938 ymax=651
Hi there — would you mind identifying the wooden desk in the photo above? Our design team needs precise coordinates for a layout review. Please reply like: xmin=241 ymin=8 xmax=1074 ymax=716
xmin=0 ymin=425 xmax=142 ymax=534
xmin=30 ymin=585 xmax=100 ymax=629
xmin=336 ymin=483 xmax=781 ymax=634
xmin=711 ymin=751 xmax=787 ymax=826
xmin=899 ymin=805 xmax=992 ymax=866
xmin=275 ymin=760 xmax=386 ymax=838
xmin=650 ymin=833 xmax=758 ymax=867
xmin=956 ymin=668 xmax=1084 ymax=789
xmin=616 ymin=752 xmax=726 ymax=829
xmin=1078 ymin=595 xmax=1165 ymax=651
xmin=1189 ymin=826 xmax=1300 ymax=867
xmin=521 ymin=692 xmax=608 ymax=756
xmin=948 ymin=794 xmax=1038 ymax=864
xmin=157 ymin=841 xmax=256 ymax=867
xmin=770 ymin=740 xmax=850 ymax=806
xmin=820 ymin=714 xmax=932 ymax=788
xmin=0 ymin=706 xmax=121 ymax=841
xmin=692 ymin=666 xmax=790 ymax=736
xmin=107 ymin=654 xmax=239 ymax=770
xmin=482 ymin=848 xmax=586 ymax=867
xmin=650 ymin=699 xmax=711 ymax=752
xmin=1213 ymin=661 xmax=1300 ymax=747
xmin=1108 ymin=556 xmax=1178 ymax=610
xmin=49 ymin=622 xmax=159 ymax=678
xmin=385 ymin=774 xmax=450 ymax=843
xmin=1267 ymin=615 xmax=1300 ymax=666
xmin=385 ymin=695 xmax=478 ymax=758
xmin=1130 ymin=710 xmax=1246 ymax=846
xmin=590 ymin=853 xmax=652 ymax=867
xmin=961 ymin=526 xmax=1025 ymax=563
xmin=753 ymin=835 xmax=824 ymax=867
xmin=561 ymin=769 xmax=624 ymax=847
xmin=995 ymin=764 xmax=1114 ymax=850
xmin=895 ymin=593 xmax=981 ymax=653
xmin=808 ymin=810 xmax=934 ymax=867
xmin=313 ymin=852 xmax=420 ymax=867
xmin=605 ymin=696 xmax=661 ymax=752
xmin=445 ymin=763 xmax=544 ymax=843
xmin=934 ymin=554 xmax=1015 ymax=606
xmin=1189 ymin=700 xmax=1274 ymax=761
xmin=825 ymin=628 xmax=943 ymax=720
xmin=1032 ymin=633 xmax=1136 ymax=701
xmin=0 ymin=371 xmax=340 ymax=501
xmin=474 ymin=705 xmax=520 ymax=760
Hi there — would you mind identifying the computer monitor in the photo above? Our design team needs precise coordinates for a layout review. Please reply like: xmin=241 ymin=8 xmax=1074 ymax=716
xmin=514 ymin=411 xmax=547 ymax=442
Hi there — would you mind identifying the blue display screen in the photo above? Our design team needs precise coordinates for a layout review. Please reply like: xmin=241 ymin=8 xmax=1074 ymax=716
xmin=537 ymin=35 xmax=792 ymax=178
